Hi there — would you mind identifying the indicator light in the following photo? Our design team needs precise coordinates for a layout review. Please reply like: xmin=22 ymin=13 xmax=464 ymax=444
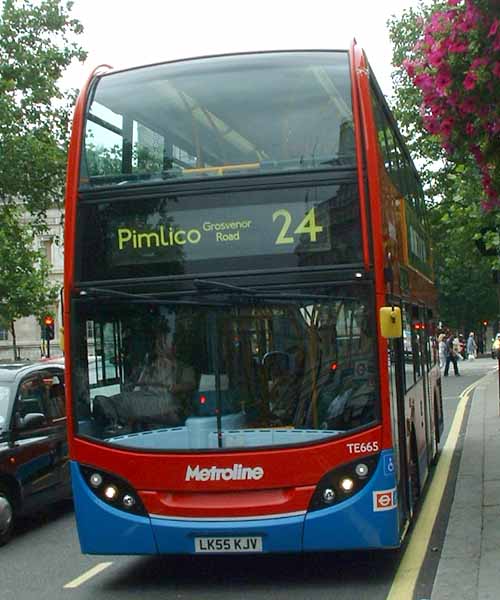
xmin=322 ymin=488 xmax=336 ymax=503
xmin=122 ymin=494 xmax=136 ymax=508
xmin=200 ymin=395 xmax=207 ymax=404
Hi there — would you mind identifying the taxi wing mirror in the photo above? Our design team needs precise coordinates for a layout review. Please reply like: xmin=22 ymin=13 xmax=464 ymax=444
xmin=19 ymin=413 xmax=46 ymax=430
xmin=379 ymin=307 xmax=402 ymax=339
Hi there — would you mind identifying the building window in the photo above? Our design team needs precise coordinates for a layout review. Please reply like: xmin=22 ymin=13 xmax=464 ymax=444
xmin=0 ymin=327 xmax=9 ymax=341
xmin=42 ymin=239 xmax=53 ymax=265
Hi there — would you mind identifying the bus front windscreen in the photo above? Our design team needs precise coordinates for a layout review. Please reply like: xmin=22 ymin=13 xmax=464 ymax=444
xmin=81 ymin=51 xmax=355 ymax=188
xmin=71 ymin=285 xmax=379 ymax=451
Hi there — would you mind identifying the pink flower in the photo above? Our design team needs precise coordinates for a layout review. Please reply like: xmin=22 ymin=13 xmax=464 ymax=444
xmin=493 ymin=62 xmax=500 ymax=78
xmin=403 ymin=58 xmax=416 ymax=79
xmin=470 ymin=145 xmax=484 ymax=163
xmin=436 ymin=67 xmax=453 ymax=92
xmin=414 ymin=72 xmax=436 ymax=94
xmin=443 ymin=142 xmax=455 ymax=155
xmin=482 ymin=172 xmax=492 ymax=188
xmin=423 ymin=115 xmax=441 ymax=135
xmin=463 ymin=71 xmax=477 ymax=90
xmin=448 ymin=40 xmax=469 ymax=53
xmin=428 ymin=44 xmax=447 ymax=66
xmin=440 ymin=118 xmax=455 ymax=136
xmin=446 ymin=90 xmax=460 ymax=106
xmin=447 ymin=0 xmax=460 ymax=6
xmin=470 ymin=57 xmax=488 ymax=71
xmin=459 ymin=97 xmax=477 ymax=114
xmin=465 ymin=122 xmax=475 ymax=136
xmin=488 ymin=18 xmax=499 ymax=37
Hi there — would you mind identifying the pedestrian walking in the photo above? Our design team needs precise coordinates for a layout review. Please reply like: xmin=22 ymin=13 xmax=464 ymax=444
xmin=453 ymin=334 xmax=464 ymax=360
xmin=444 ymin=334 xmax=460 ymax=376
xmin=467 ymin=332 xmax=477 ymax=360
xmin=492 ymin=333 xmax=500 ymax=358
xmin=438 ymin=333 xmax=447 ymax=369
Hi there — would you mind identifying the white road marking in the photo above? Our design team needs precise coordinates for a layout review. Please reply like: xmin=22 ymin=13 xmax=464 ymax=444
xmin=63 ymin=562 xmax=113 ymax=589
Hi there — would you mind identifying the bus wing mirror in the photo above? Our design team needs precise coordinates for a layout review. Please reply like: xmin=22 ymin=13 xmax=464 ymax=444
xmin=379 ymin=307 xmax=402 ymax=339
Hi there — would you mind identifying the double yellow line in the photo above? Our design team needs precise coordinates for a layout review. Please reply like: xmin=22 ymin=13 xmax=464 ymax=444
xmin=386 ymin=380 xmax=479 ymax=599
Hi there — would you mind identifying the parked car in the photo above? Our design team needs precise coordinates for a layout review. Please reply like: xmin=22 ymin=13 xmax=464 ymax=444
xmin=0 ymin=359 xmax=70 ymax=546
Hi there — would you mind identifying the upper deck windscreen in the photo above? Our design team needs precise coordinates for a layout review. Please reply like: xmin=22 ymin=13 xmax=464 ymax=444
xmin=80 ymin=52 xmax=355 ymax=188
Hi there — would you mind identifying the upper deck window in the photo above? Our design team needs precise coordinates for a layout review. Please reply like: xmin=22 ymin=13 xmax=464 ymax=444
xmin=81 ymin=51 xmax=355 ymax=188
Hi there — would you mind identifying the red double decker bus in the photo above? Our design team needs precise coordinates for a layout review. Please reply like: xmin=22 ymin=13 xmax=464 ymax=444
xmin=64 ymin=43 xmax=443 ymax=555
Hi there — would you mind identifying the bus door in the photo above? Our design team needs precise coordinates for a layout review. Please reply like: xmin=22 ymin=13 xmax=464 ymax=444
xmin=419 ymin=313 xmax=434 ymax=467
xmin=412 ymin=307 xmax=432 ymax=470
xmin=388 ymin=333 xmax=410 ymax=529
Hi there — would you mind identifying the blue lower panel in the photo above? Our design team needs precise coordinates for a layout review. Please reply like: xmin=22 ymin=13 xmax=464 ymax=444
xmin=303 ymin=449 xmax=400 ymax=551
xmin=70 ymin=462 xmax=158 ymax=554
xmin=151 ymin=514 xmax=304 ymax=554
xmin=71 ymin=449 xmax=400 ymax=555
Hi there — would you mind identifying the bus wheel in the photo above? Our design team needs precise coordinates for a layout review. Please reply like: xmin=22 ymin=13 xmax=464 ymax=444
xmin=0 ymin=485 xmax=14 ymax=546
xmin=409 ymin=430 xmax=421 ymax=510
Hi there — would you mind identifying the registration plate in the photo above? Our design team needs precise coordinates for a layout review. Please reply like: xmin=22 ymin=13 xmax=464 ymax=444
xmin=194 ymin=536 xmax=263 ymax=553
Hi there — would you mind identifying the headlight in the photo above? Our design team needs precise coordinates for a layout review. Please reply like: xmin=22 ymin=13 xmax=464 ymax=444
xmin=80 ymin=465 xmax=147 ymax=516
xmin=308 ymin=454 xmax=380 ymax=512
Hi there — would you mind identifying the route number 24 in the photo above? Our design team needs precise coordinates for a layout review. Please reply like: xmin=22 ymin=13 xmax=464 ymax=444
xmin=272 ymin=208 xmax=323 ymax=245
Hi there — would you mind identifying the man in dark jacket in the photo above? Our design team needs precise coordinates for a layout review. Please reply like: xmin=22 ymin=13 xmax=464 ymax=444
xmin=444 ymin=334 xmax=460 ymax=376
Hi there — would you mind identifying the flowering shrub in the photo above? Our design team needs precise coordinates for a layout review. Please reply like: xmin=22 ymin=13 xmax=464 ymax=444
xmin=403 ymin=0 xmax=500 ymax=208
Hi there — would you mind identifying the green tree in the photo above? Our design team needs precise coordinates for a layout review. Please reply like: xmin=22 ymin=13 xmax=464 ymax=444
xmin=0 ymin=207 xmax=59 ymax=359
xmin=0 ymin=0 xmax=86 ymax=227
xmin=388 ymin=1 xmax=500 ymax=333
xmin=0 ymin=0 xmax=85 ymax=357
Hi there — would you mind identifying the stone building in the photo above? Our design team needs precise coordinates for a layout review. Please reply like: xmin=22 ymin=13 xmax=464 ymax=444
xmin=0 ymin=206 xmax=64 ymax=361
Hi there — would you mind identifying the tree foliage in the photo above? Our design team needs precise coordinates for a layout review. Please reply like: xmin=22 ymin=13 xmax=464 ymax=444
xmin=388 ymin=0 xmax=500 ymax=331
xmin=0 ymin=0 xmax=85 ymax=356
xmin=0 ymin=207 xmax=59 ymax=358
xmin=0 ymin=0 xmax=86 ymax=227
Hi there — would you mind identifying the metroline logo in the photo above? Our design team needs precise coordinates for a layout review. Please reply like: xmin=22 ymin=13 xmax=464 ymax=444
xmin=185 ymin=464 xmax=264 ymax=482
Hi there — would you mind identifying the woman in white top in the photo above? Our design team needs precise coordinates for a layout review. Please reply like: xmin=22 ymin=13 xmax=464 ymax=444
xmin=438 ymin=334 xmax=447 ymax=369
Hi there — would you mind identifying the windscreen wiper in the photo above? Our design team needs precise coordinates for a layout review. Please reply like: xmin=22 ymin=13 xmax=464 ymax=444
xmin=77 ymin=287 xmax=153 ymax=301
xmin=78 ymin=282 xmax=349 ymax=304
xmin=75 ymin=286 xmax=228 ymax=306
xmin=193 ymin=279 xmax=336 ymax=301
xmin=193 ymin=279 xmax=256 ymax=294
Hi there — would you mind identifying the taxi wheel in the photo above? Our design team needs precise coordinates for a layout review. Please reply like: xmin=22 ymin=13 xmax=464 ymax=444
xmin=0 ymin=485 xmax=15 ymax=546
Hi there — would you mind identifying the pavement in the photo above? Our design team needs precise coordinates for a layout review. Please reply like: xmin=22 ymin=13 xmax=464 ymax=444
xmin=431 ymin=358 xmax=500 ymax=600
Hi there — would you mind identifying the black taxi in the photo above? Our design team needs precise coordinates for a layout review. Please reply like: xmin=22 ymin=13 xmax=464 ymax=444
xmin=0 ymin=360 xmax=70 ymax=545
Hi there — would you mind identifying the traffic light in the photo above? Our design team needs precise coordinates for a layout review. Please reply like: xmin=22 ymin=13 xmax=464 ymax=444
xmin=483 ymin=320 xmax=488 ymax=327
xmin=43 ymin=315 xmax=55 ymax=341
